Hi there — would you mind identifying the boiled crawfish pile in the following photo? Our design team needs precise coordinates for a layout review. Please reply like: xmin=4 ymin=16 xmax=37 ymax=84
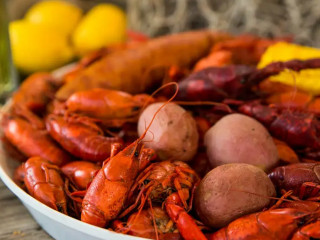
xmin=3 ymin=31 xmax=320 ymax=240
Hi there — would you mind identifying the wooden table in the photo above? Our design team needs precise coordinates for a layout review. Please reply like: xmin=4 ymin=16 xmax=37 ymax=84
xmin=0 ymin=179 xmax=52 ymax=240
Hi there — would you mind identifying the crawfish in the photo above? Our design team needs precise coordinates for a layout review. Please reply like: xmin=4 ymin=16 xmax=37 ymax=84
xmin=273 ymin=197 xmax=320 ymax=240
xmin=61 ymin=161 xmax=101 ymax=218
xmin=61 ymin=161 xmax=100 ymax=190
xmin=46 ymin=114 xmax=123 ymax=162
xmin=292 ymin=221 xmax=320 ymax=240
xmin=80 ymin=140 xmax=156 ymax=227
xmin=119 ymin=160 xmax=206 ymax=240
xmin=113 ymin=207 xmax=181 ymax=240
xmin=23 ymin=157 xmax=67 ymax=214
xmin=65 ymin=88 xmax=153 ymax=123
xmin=81 ymin=91 xmax=180 ymax=228
xmin=235 ymin=100 xmax=320 ymax=151
xmin=269 ymin=163 xmax=320 ymax=200
xmin=208 ymin=208 xmax=319 ymax=240
xmin=2 ymin=113 xmax=70 ymax=166
xmin=12 ymin=72 xmax=57 ymax=114
xmin=193 ymin=35 xmax=287 ymax=71
xmin=176 ymin=58 xmax=320 ymax=101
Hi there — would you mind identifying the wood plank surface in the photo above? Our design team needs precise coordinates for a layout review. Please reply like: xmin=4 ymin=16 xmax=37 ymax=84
xmin=0 ymin=179 xmax=52 ymax=240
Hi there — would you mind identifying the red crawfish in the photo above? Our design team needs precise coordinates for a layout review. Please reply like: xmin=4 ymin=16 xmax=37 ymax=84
xmin=269 ymin=163 xmax=320 ymax=200
xmin=80 ymin=140 xmax=156 ymax=227
xmin=273 ymin=198 xmax=320 ymax=240
xmin=12 ymin=72 xmax=56 ymax=114
xmin=193 ymin=35 xmax=287 ymax=71
xmin=2 ymin=113 xmax=71 ymax=166
xmin=23 ymin=157 xmax=67 ymax=214
xmin=235 ymin=100 xmax=320 ymax=151
xmin=292 ymin=221 xmax=320 ymax=240
xmin=62 ymin=88 xmax=153 ymax=128
xmin=65 ymin=88 xmax=152 ymax=120
xmin=113 ymin=207 xmax=181 ymax=240
xmin=176 ymin=58 xmax=320 ymax=101
xmin=208 ymin=208 xmax=319 ymax=240
xmin=61 ymin=161 xmax=101 ymax=218
xmin=119 ymin=161 xmax=206 ymax=240
xmin=80 ymin=89 xmax=178 ymax=228
xmin=61 ymin=161 xmax=101 ymax=190
xmin=46 ymin=114 xmax=123 ymax=162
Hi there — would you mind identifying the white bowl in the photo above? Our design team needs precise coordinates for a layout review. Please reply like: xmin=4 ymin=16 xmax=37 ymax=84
xmin=0 ymin=121 xmax=147 ymax=240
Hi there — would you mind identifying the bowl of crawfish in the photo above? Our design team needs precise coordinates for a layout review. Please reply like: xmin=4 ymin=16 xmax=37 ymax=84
xmin=2 ymin=30 xmax=320 ymax=240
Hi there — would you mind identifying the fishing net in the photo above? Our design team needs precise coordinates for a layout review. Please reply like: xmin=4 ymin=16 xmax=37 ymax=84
xmin=127 ymin=0 xmax=320 ymax=46
xmin=8 ymin=0 xmax=320 ymax=46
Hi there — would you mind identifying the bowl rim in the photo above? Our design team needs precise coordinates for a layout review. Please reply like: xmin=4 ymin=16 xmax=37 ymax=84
xmin=0 ymin=159 xmax=149 ymax=240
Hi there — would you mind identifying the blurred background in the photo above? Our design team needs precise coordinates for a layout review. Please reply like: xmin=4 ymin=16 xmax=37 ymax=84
xmin=7 ymin=0 xmax=320 ymax=46
xmin=2 ymin=0 xmax=320 ymax=101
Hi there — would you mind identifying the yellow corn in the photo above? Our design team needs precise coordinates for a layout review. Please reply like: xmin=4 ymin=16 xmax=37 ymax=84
xmin=258 ymin=42 xmax=320 ymax=95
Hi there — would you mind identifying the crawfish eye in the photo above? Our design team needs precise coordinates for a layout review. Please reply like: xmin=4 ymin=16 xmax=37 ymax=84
xmin=134 ymin=151 xmax=139 ymax=157
xmin=132 ymin=106 xmax=140 ymax=112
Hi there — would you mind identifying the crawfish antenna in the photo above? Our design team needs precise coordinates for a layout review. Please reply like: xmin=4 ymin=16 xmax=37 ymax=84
xmin=138 ymin=82 xmax=179 ymax=142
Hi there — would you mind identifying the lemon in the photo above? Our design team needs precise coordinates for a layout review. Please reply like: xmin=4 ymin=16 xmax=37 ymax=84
xmin=9 ymin=20 xmax=74 ymax=73
xmin=25 ymin=0 xmax=82 ymax=36
xmin=72 ymin=4 xmax=126 ymax=56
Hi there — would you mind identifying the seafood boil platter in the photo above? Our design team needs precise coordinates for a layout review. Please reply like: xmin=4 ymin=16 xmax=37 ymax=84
xmin=1 ymin=30 xmax=320 ymax=240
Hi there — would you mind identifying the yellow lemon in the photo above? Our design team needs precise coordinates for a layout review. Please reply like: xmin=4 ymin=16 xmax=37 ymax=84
xmin=25 ymin=0 xmax=82 ymax=36
xmin=72 ymin=4 xmax=126 ymax=56
xmin=258 ymin=42 xmax=320 ymax=95
xmin=9 ymin=20 xmax=74 ymax=73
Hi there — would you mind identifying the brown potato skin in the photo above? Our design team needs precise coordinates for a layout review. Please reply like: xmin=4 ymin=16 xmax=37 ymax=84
xmin=194 ymin=163 xmax=276 ymax=228
xmin=138 ymin=103 xmax=199 ymax=162
xmin=204 ymin=113 xmax=279 ymax=172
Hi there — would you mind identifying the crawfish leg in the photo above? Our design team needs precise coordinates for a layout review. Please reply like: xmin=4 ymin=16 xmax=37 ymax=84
xmin=291 ymin=220 xmax=320 ymax=240
xmin=103 ymin=143 xmax=123 ymax=166
xmin=299 ymin=182 xmax=320 ymax=201
xmin=111 ymin=143 xmax=123 ymax=158
xmin=138 ymin=148 xmax=156 ymax=171
xmin=165 ymin=193 xmax=206 ymax=240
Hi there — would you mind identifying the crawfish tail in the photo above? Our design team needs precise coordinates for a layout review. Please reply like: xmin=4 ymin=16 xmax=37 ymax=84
xmin=3 ymin=115 xmax=70 ymax=166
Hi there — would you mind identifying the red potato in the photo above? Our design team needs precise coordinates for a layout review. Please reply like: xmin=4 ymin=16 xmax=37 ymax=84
xmin=204 ymin=113 xmax=279 ymax=171
xmin=138 ymin=103 xmax=198 ymax=162
xmin=194 ymin=163 xmax=276 ymax=228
